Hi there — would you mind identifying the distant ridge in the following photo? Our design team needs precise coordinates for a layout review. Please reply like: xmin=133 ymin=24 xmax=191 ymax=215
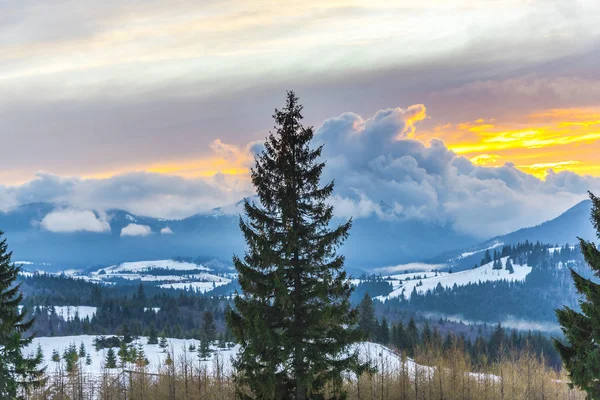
xmin=427 ymin=200 xmax=594 ymax=269
xmin=8 ymin=199 xmax=589 ymax=273
xmin=0 ymin=202 xmax=478 ymax=271
xmin=490 ymin=199 xmax=594 ymax=247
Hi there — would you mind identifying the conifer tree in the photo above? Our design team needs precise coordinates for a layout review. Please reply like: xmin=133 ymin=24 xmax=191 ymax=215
xmin=393 ymin=321 xmax=406 ymax=349
xmin=358 ymin=294 xmax=376 ymax=340
xmin=78 ymin=342 xmax=86 ymax=359
xmin=159 ymin=336 xmax=168 ymax=352
xmin=147 ymin=324 xmax=158 ymax=345
xmin=136 ymin=284 xmax=146 ymax=308
xmin=35 ymin=344 xmax=44 ymax=361
xmin=0 ymin=231 xmax=44 ymax=397
xmin=378 ymin=317 xmax=390 ymax=345
xmin=51 ymin=349 xmax=60 ymax=363
xmin=505 ymin=258 xmax=514 ymax=274
xmin=135 ymin=345 xmax=149 ymax=367
xmin=422 ymin=321 xmax=432 ymax=345
xmin=105 ymin=348 xmax=117 ymax=369
xmin=198 ymin=334 xmax=211 ymax=360
xmin=481 ymin=249 xmax=492 ymax=266
xmin=118 ymin=343 xmax=129 ymax=366
xmin=227 ymin=92 xmax=365 ymax=399
xmin=202 ymin=311 xmax=217 ymax=344
xmin=406 ymin=318 xmax=419 ymax=356
xmin=555 ymin=192 xmax=600 ymax=397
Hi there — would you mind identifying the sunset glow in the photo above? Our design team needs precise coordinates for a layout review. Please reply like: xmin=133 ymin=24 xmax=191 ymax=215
xmin=417 ymin=108 xmax=600 ymax=178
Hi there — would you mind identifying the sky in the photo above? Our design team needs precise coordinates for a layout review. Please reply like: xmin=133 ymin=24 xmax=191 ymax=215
xmin=2 ymin=0 xmax=600 ymax=237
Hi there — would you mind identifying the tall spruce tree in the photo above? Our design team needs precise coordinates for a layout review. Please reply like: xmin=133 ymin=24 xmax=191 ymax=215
xmin=105 ymin=348 xmax=117 ymax=369
xmin=227 ymin=92 xmax=365 ymax=399
xmin=202 ymin=311 xmax=217 ymax=344
xmin=0 ymin=231 xmax=44 ymax=397
xmin=555 ymin=192 xmax=600 ymax=397
xmin=358 ymin=294 xmax=376 ymax=340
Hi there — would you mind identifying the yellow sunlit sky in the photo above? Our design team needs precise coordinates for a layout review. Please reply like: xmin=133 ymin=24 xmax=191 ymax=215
xmin=417 ymin=107 xmax=600 ymax=178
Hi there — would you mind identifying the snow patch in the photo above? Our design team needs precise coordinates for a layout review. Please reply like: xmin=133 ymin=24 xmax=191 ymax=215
xmin=376 ymin=257 xmax=531 ymax=301
xmin=456 ymin=242 xmax=504 ymax=260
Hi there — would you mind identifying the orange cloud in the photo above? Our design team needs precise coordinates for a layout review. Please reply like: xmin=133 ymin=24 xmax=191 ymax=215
xmin=420 ymin=107 xmax=600 ymax=178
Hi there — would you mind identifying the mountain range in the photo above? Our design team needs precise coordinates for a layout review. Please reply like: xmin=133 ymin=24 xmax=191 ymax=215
xmin=428 ymin=199 xmax=594 ymax=270
xmin=0 ymin=200 xmax=593 ymax=272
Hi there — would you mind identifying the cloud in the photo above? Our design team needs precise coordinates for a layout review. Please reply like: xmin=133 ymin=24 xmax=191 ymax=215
xmin=121 ymin=224 xmax=152 ymax=237
xmin=40 ymin=209 xmax=110 ymax=233
xmin=4 ymin=103 xmax=600 ymax=240
xmin=0 ymin=170 xmax=253 ymax=219
xmin=373 ymin=263 xmax=448 ymax=275
xmin=311 ymin=105 xmax=600 ymax=237
xmin=160 ymin=226 xmax=173 ymax=235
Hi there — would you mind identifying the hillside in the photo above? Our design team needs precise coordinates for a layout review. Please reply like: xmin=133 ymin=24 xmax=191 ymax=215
xmin=428 ymin=200 xmax=593 ymax=270
xmin=374 ymin=256 xmax=531 ymax=302
xmin=489 ymin=199 xmax=594 ymax=248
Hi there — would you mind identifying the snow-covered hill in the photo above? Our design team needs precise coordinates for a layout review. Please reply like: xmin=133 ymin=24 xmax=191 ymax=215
xmin=24 ymin=335 xmax=499 ymax=389
xmin=24 ymin=335 xmax=427 ymax=379
xmin=375 ymin=257 xmax=531 ymax=301
xmin=24 ymin=259 xmax=235 ymax=295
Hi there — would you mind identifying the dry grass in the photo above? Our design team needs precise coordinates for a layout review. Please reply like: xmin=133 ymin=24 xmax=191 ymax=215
xmin=24 ymin=345 xmax=586 ymax=400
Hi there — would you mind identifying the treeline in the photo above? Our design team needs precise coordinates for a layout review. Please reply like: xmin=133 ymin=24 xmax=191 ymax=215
xmin=359 ymin=295 xmax=562 ymax=369
xmin=476 ymin=241 xmax=580 ymax=269
xmin=24 ymin=284 xmax=233 ymax=342
xmin=351 ymin=276 xmax=394 ymax=302
xmin=18 ymin=274 xmax=192 ymax=305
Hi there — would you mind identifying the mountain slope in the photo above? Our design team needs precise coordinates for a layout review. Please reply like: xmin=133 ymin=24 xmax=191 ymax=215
xmin=0 ymin=202 xmax=478 ymax=271
xmin=428 ymin=200 xmax=593 ymax=270
xmin=492 ymin=200 xmax=594 ymax=247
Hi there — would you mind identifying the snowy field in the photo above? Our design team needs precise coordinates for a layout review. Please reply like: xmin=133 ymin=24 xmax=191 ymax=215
xmin=24 ymin=335 xmax=440 ymax=380
xmin=376 ymin=257 xmax=531 ymax=301
xmin=24 ymin=335 xmax=239 ymax=377
xmin=24 ymin=335 xmax=499 ymax=390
